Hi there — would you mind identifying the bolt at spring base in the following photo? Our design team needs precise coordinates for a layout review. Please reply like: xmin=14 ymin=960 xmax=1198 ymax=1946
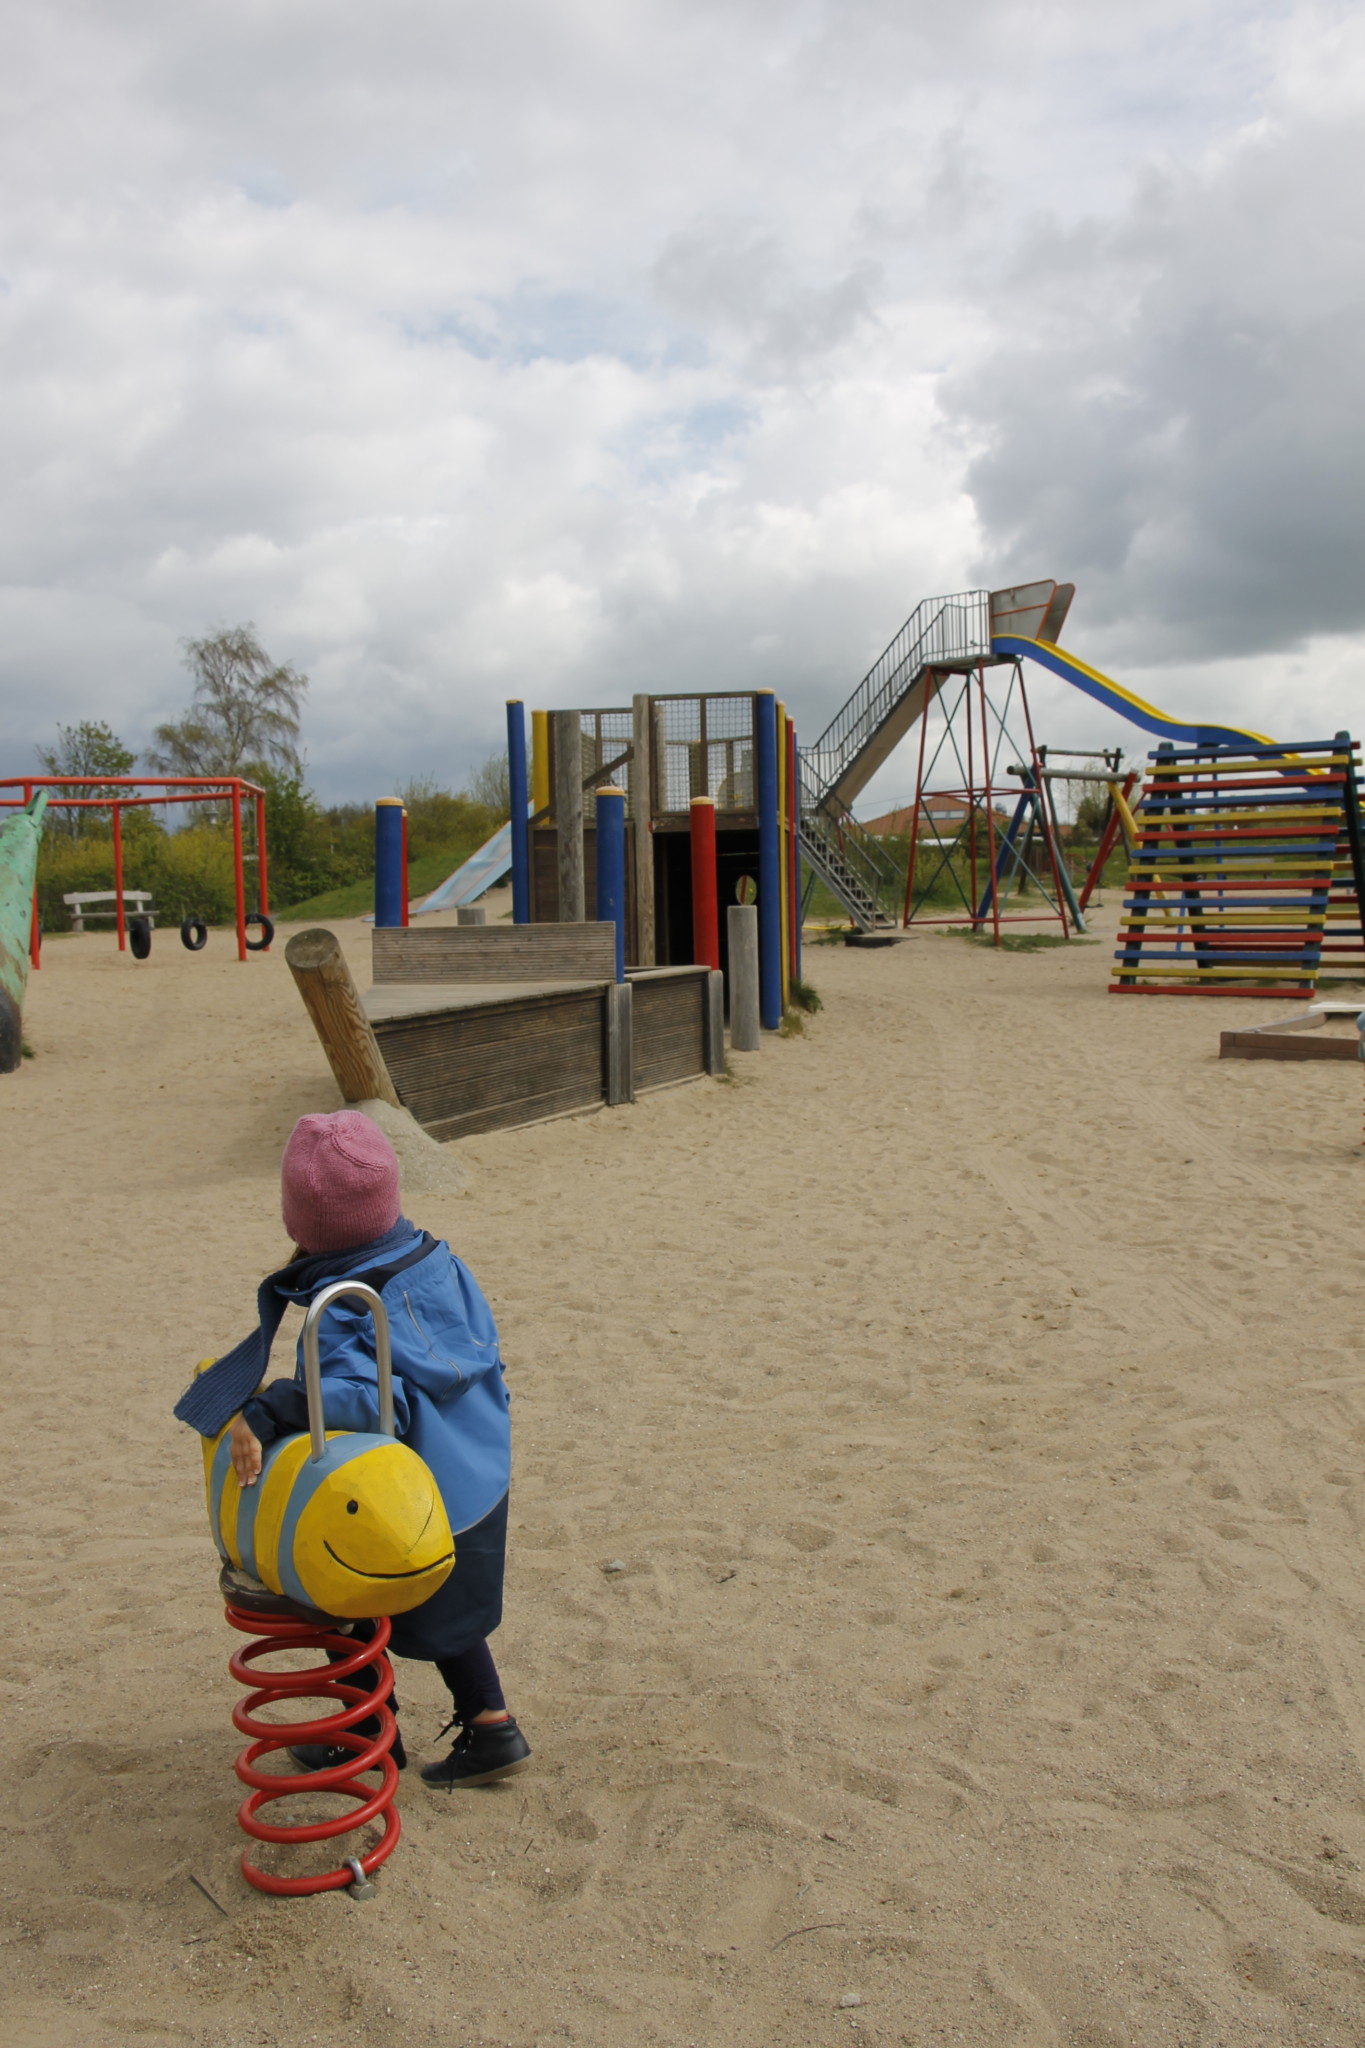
xmin=225 ymin=1604 xmax=401 ymax=1897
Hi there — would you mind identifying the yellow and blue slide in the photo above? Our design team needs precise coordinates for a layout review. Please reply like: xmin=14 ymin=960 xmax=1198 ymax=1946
xmin=991 ymin=636 xmax=1274 ymax=751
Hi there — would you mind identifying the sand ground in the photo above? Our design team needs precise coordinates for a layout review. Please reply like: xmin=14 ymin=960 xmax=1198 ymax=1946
xmin=6 ymin=901 xmax=1365 ymax=2048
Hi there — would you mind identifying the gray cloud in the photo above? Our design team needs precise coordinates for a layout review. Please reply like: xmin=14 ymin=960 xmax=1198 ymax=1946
xmin=946 ymin=90 xmax=1365 ymax=664
xmin=2 ymin=0 xmax=1360 ymax=801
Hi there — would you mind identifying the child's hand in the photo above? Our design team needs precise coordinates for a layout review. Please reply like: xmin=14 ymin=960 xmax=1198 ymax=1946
xmin=229 ymin=1417 xmax=263 ymax=1488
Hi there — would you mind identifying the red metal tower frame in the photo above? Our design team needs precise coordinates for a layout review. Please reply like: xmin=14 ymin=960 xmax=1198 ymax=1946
xmin=0 ymin=775 xmax=270 ymax=966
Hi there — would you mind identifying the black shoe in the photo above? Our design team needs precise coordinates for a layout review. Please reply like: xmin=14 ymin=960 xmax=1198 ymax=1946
xmin=288 ymin=1728 xmax=407 ymax=1774
xmin=419 ymin=1716 xmax=531 ymax=1789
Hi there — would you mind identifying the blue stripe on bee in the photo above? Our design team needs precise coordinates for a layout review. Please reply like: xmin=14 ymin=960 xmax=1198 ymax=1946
xmin=274 ymin=1436 xmax=383 ymax=1610
xmin=207 ymin=1432 xmax=235 ymax=1563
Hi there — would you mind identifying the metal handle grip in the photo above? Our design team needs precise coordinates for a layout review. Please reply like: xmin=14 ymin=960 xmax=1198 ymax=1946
xmin=300 ymin=1281 xmax=395 ymax=1462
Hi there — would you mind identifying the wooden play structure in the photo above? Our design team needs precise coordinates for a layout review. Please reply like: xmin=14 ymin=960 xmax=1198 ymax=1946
xmin=1110 ymin=737 xmax=1365 ymax=997
xmin=286 ymin=924 xmax=724 ymax=1142
xmin=507 ymin=692 xmax=801 ymax=1031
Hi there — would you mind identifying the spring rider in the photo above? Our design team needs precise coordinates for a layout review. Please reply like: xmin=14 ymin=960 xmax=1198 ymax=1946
xmin=203 ymin=1281 xmax=454 ymax=1897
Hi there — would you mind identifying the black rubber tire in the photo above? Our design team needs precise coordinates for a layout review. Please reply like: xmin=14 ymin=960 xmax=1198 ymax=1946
xmin=180 ymin=917 xmax=209 ymax=952
xmin=244 ymin=912 xmax=275 ymax=952
xmin=128 ymin=915 xmax=153 ymax=961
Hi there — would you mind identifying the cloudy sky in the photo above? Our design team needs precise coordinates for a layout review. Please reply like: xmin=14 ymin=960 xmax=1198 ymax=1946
xmin=2 ymin=0 xmax=1362 ymax=811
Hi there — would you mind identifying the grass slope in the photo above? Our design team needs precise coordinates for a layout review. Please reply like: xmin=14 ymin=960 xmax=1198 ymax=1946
xmin=277 ymin=846 xmax=487 ymax=923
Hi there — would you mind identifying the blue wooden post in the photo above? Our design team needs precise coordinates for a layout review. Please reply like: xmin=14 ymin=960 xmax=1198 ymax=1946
xmin=374 ymin=798 xmax=405 ymax=927
xmin=756 ymin=691 xmax=781 ymax=1028
xmin=595 ymin=786 xmax=626 ymax=982
xmin=507 ymin=698 xmax=530 ymax=925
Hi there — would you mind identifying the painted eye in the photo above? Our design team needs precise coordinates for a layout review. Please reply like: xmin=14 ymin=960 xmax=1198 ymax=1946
xmin=346 ymin=1500 xmax=359 ymax=1515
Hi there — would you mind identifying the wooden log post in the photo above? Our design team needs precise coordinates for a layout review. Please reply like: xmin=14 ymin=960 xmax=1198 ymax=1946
xmin=727 ymin=903 xmax=761 ymax=1050
xmin=456 ymin=906 xmax=487 ymax=925
xmin=632 ymin=692 xmax=656 ymax=966
xmin=553 ymin=709 xmax=586 ymax=922
xmin=285 ymin=926 xmax=402 ymax=1109
xmin=606 ymin=979 xmax=634 ymax=1105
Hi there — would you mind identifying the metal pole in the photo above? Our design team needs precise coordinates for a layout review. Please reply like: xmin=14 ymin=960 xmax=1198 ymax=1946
xmin=756 ymin=691 xmax=782 ymax=1028
xmin=981 ymin=665 xmax=1003 ymax=947
xmin=903 ymin=673 xmax=934 ymax=926
xmin=301 ymin=1281 xmax=395 ymax=1461
xmin=507 ymin=699 xmax=530 ymax=925
xmin=1018 ymin=667 xmax=1073 ymax=937
xmin=230 ymin=784 xmax=247 ymax=961
xmin=113 ymin=802 xmax=127 ymax=953
xmin=255 ymin=789 xmax=270 ymax=944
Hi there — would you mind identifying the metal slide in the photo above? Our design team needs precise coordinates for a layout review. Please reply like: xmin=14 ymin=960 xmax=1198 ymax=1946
xmin=798 ymin=579 xmax=1272 ymax=930
xmin=411 ymin=802 xmax=535 ymax=916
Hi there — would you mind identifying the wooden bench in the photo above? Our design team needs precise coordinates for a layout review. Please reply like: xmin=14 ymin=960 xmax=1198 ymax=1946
xmin=63 ymin=890 xmax=155 ymax=933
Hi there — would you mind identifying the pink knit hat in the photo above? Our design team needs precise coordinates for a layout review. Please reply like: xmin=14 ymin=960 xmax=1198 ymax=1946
xmin=281 ymin=1111 xmax=401 ymax=1253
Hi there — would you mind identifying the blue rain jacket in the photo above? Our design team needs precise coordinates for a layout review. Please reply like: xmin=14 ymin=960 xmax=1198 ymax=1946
xmin=242 ymin=1228 xmax=511 ymax=1658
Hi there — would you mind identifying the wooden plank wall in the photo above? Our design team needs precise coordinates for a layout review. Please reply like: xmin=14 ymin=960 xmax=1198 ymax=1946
xmin=373 ymin=988 xmax=606 ymax=1141
xmin=530 ymin=826 xmax=640 ymax=965
xmin=373 ymin=923 xmax=616 ymax=983
xmin=1111 ymin=740 xmax=1353 ymax=998
xmin=631 ymin=972 xmax=706 ymax=1091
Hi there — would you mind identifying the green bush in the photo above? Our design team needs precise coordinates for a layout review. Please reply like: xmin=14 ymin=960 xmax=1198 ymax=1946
xmin=35 ymin=819 xmax=242 ymax=931
xmin=33 ymin=773 xmax=513 ymax=931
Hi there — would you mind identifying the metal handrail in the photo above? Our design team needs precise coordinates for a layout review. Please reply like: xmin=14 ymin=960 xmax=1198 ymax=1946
xmin=799 ymin=801 xmax=901 ymax=928
xmin=301 ymin=1281 xmax=395 ymax=1462
xmin=803 ymin=589 xmax=992 ymax=801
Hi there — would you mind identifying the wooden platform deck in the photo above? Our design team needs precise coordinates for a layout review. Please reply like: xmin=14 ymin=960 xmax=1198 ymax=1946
xmin=363 ymin=956 xmax=721 ymax=1141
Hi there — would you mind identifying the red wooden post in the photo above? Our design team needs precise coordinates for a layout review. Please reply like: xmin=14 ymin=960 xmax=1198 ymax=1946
xmin=231 ymin=782 xmax=247 ymax=962
xmin=255 ymin=789 xmax=270 ymax=945
xmin=690 ymin=796 xmax=719 ymax=970
xmin=113 ymin=803 xmax=127 ymax=952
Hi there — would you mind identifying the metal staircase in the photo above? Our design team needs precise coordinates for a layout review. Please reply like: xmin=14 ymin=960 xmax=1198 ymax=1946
xmin=797 ymin=766 xmax=902 ymax=930
xmin=798 ymin=588 xmax=994 ymax=929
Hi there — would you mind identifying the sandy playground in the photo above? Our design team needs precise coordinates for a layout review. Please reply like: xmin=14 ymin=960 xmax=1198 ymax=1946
xmin=6 ymin=897 xmax=1365 ymax=2048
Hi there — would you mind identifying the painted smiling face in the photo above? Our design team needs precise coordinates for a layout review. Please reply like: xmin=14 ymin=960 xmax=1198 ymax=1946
xmin=204 ymin=1425 xmax=455 ymax=1620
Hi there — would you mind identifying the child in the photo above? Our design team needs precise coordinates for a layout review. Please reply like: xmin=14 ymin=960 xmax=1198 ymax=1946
xmin=174 ymin=1109 xmax=530 ymax=1789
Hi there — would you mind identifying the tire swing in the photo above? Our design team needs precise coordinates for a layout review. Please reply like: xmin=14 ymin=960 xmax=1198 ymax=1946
xmin=245 ymin=912 xmax=275 ymax=952
xmin=128 ymin=915 xmax=153 ymax=961
xmin=180 ymin=916 xmax=209 ymax=952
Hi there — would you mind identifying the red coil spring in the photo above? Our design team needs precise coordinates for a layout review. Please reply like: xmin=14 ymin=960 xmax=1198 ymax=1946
xmin=225 ymin=1604 xmax=402 ymax=1897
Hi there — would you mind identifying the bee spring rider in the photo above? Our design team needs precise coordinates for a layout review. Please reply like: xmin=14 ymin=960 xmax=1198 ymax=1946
xmin=207 ymin=1281 xmax=455 ymax=1899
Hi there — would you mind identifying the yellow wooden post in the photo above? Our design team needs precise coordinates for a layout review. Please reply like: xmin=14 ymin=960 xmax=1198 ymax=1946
xmin=532 ymin=710 xmax=550 ymax=815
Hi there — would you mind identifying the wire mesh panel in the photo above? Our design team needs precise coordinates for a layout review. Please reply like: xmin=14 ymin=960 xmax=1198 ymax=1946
xmin=576 ymin=710 xmax=635 ymax=820
xmin=652 ymin=694 xmax=756 ymax=817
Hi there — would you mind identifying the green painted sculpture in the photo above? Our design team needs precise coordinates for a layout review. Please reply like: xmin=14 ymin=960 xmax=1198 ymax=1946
xmin=0 ymin=792 xmax=48 ymax=1073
